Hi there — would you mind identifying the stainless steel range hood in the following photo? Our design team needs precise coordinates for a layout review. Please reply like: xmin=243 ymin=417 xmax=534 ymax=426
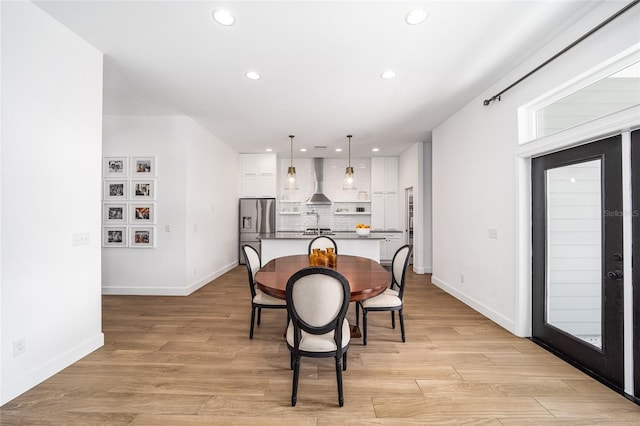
xmin=305 ymin=158 xmax=332 ymax=205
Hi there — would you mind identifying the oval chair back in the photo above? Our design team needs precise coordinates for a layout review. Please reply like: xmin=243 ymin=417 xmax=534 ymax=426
xmin=392 ymin=245 xmax=412 ymax=301
xmin=308 ymin=235 xmax=338 ymax=254
xmin=242 ymin=244 xmax=261 ymax=299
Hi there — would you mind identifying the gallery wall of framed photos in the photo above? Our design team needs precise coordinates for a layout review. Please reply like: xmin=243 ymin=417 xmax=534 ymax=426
xmin=102 ymin=156 xmax=157 ymax=248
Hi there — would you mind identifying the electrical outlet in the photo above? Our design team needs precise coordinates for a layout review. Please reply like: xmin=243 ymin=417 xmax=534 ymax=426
xmin=488 ymin=228 xmax=498 ymax=239
xmin=165 ymin=224 xmax=171 ymax=232
xmin=13 ymin=338 xmax=26 ymax=356
xmin=72 ymin=232 xmax=90 ymax=246
xmin=193 ymin=267 xmax=197 ymax=275
xmin=460 ymin=274 xmax=465 ymax=283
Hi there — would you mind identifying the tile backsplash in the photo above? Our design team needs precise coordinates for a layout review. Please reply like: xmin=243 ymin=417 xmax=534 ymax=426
xmin=277 ymin=158 xmax=372 ymax=231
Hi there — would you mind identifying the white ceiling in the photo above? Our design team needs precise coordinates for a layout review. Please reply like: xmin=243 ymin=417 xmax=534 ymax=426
xmin=34 ymin=0 xmax=603 ymax=158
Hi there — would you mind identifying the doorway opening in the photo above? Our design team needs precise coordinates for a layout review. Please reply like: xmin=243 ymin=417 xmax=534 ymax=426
xmin=405 ymin=187 xmax=414 ymax=265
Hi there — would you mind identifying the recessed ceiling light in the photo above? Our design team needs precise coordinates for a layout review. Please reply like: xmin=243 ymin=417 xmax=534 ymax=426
xmin=212 ymin=9 xmax=235 ymax=26
xmin=300 ymin=148 xmax=307 ymax=152
xmin=266 ymin=148 xmax=272 ymax=152
xmin=380 ymin=70 xmax=396 ymax=79
xmin=336 ymin=148 xmax=343 ymax=152
xmin=245 ymin=71 xmax=261 ymax=80
xmin=406 ymin=9 xmax=428 ymax=25
xmin=372 ymin=148 xmax=380 ymax=152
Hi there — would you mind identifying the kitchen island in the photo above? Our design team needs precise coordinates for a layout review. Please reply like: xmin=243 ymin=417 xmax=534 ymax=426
xmin=260 ymin=232 xmax=383 ymax=265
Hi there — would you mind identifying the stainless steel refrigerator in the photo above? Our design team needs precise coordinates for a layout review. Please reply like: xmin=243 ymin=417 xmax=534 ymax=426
xmin=239 ymin=198 xmax=276 ymax=264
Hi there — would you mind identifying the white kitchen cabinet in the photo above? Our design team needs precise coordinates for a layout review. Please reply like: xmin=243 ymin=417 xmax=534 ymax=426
xmin=384 ymin=193 xmax=399 ymax=230
xmin=371 ymin=157 xmax=399 ymax=230
xmin=371 ymin=193 xmax=385 ymax=229
xmin=371 ymin=157 xmax=398 ymax=194
xmin=383 ymin=157 xmax=398 ymax=193
xmin=240 ymin=153 xmax=276 ymax=176
xmin=239 ymin=154 xmax=276 ymax=197
xmin=371 ymin=157 xmax=386 ymax=193
xmin=377 ymin=232 xmax=403 ymax=263
xmin=241 ymin=174 xmax=276 ymax=198
xmin=257 ymin=154 xmax=277 ymax=175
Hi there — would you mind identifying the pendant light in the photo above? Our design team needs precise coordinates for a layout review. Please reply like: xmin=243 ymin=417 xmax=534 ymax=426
xmin=285 ymin=135 xmax=298 ymax=190
xmin=343 ymin=134 xmax=356 ymax=190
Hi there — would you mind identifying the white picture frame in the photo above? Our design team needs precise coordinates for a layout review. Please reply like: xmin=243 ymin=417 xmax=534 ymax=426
xmin=130 ymin=226 xmax=155 ymax=248
xmin=103 ymin=180 xmax=128 ymax=200
xmin=103 ymin=203 xmax=128 ymax=224
xmin=131 ymin=203 xmax=155 ymax=224
xmin=103 ymin=156 xmax=128 ymax=177
xmin=131 ymin=156 xmax=156 ymax=177
xmin=103 ymin=226 xmax=128 ymax=247
xmin=130 ymin=179 xmax=155 ymax=200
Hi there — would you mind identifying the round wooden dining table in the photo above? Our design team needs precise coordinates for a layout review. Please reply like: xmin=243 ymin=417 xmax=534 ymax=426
xmin=255 ymin=254 xmax=391 ymax=302
xmin=254 ymin=254 xmax=391 ymax=338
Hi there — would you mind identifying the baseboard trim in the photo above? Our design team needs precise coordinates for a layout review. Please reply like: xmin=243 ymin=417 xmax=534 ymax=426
xmin=102 ymin=261 xmax=238 ymax=296
xmin=431 ymin=275 xmax=517 ymax=335
xmin=185 ymin=261 xmax=237 ymax=294
xmin=1 ymin=333 xmax=104 ymax=406
xmin=413 ymin=265 xmax=432 ymax=274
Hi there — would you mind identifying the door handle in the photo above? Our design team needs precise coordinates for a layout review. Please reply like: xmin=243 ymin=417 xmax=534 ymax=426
xmin=613 ymin=253 xmax=623 ymax=262
xmin=607 ymin=270 xmax=623 ymax=280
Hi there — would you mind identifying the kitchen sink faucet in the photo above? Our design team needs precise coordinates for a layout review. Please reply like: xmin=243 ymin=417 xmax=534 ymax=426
xmin=306 ymin=210 xmax=320 ymax=235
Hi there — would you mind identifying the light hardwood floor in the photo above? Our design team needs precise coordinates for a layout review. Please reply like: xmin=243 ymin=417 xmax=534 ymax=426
xmin=2 ymin=267 xmax=640 ymax=425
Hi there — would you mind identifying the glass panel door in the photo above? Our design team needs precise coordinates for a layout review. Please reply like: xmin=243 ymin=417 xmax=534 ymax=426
xmin=532 ymin=135 xmax=624 ymax=391
xmin=546 ymin=160 xmax=602 ymax=348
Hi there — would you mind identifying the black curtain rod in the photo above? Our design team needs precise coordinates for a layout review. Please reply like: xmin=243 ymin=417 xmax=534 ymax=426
xmin=483 ymin=0 xmax=639 ymax=106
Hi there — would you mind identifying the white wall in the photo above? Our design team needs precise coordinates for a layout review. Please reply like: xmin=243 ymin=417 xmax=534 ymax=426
xmin=102 ymin=116 xmax=239 ymax=295
xmin=1 ymin=1 xmax=104 ymax=404
xmin=431 ymin=2 xmax=640 ymax=335
xmin=186 ymin=121 xmax=239 ymax=291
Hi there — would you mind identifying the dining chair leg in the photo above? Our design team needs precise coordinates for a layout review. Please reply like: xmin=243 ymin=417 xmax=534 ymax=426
xmin=250 ymin=306 xmax=256 ymax=339
xmin=342 ymin=351 xmax=348 ymax=371
xmin=355 ymin=302 xmax=360 ymax=327
xmin=335 ymin=356 xmax=344 ymax=407
xmin=257 ymin=307 xmax=262 ymax=325
xmin=362 ymin=309 xmax=368 ymax=346
xmin=391 ymin=311 xmax=396 ymax=329
xmin=291 ymin=355 xmax=300 ymax=407
xmin=399 ymin=308 xmax=406 ymax=342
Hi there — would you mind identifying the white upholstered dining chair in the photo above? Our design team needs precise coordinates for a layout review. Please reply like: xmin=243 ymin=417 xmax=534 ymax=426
xmin=356 ymin=244 xmax=412 ymax=345
xmin=285 ymin=267 xmax=351 ymax=407
xmin=241 ymin=244 xmax=287 ymax=339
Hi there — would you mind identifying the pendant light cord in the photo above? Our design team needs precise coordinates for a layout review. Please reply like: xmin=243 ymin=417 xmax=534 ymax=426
xmin=289 ymin=135 xmax=294 ymax=168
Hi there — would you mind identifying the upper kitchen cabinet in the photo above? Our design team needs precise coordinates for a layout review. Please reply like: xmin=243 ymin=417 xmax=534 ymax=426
xmin=371 ymin=157 xmax=398 ymax=194
xmin=371 ymin=157 xmax=399 ymax=230
xmin=240 ymin=154 xmax=277 ymax=197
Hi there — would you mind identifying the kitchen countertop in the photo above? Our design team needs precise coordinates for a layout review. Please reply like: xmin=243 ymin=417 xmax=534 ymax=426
xmin=260 ymin=232 xmax=384 ymax=240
